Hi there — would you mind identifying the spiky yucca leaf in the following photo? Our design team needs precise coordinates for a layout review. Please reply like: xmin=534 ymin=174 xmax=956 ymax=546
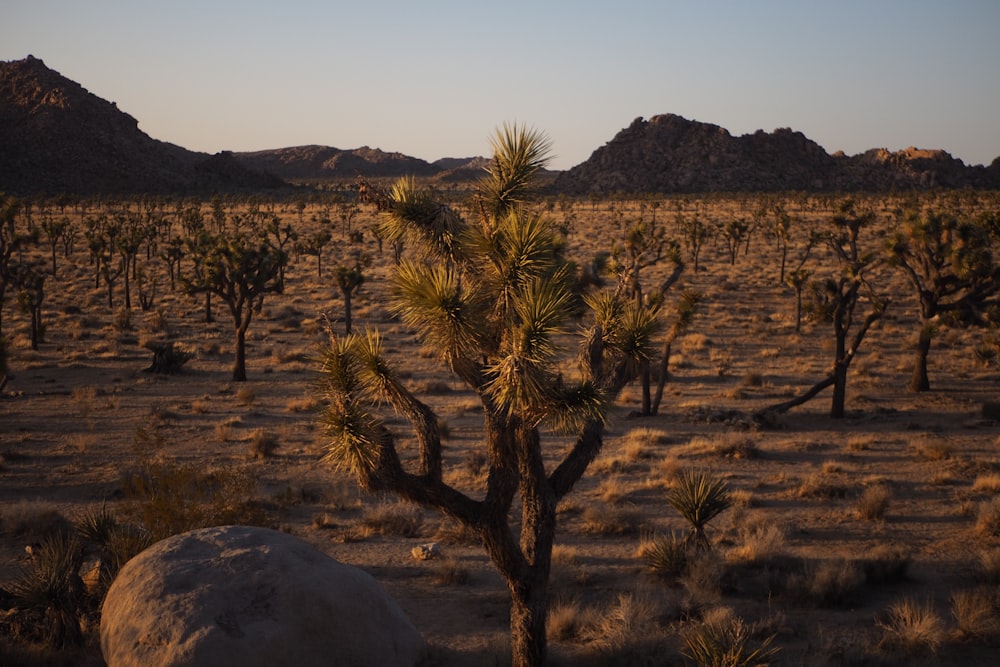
xmin=392 ymin=260 xmax=489 ymax=361
xmin=683 ymin=615 xmax=779 ymax=667
xmin=549 ymin=380 xmax=607 ymax=434
xmin=383 ymin=177 xmax=465 ymax=262
xmin=316 ymin=333 xmax=363 ymax=395
xmin=318 ymin=399 xmax=385 ymax=481
xmin=478 ymin=123 xmax=552 ymax=218
xmin=666 ymin=470 xmax=731 ymax=549
xmin=511 ymin=276 xmax=571 ymax=363
xmin=484 ymin=352 xmax=553 ymax=423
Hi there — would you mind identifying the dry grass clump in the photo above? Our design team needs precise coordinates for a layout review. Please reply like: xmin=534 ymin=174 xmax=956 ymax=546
xmin=596 ymin=477 xmax=631 ymax=505
xmin=975 ymin=497 xmax=1000 ymax=538
xmin=857 ymin=485 xmax=892 ymax=521
xmin=585 ymin=590 xmax=674 ymax=659
xmin=580 ymin=505 xmax=639 ymax=536
xmin=950 ymin=588 xmax=1000 ymax=641
xmin=637 ymin=531 xmax=690 ymax=579
xmin=971 ymin=473 xmax=1000 ymax=494
xmin=859 ymin=544 xmax=912 ymax=585
xmin=285 ymin=395 xmax=319 ymax=413
xmin=796 ymin=472 xmax=848 ymax=499
xmin=0 ymin=501 xmax=72 ymax=539
xmin=249 ymin=429 xmax=279 ymax=460
xmin=361 ymin=502 xmax=424 ymax=537
xmin=682 ymin=607 xmax=779 ymax=667
xmin=431 ymin=558 xmax=471 ymax=586
xmin=846 ymin=434 xmax=876 ymax=451
xmin=729 ymin=517 xmax=786 ymax=565
xmin=680 ymin=433 xmax=759 ymax=460
xmin=913 ymin=436 xmax=952 ymax=461
xmin=235 ymin=386 xmax=256 ymax=406
xmin=214 ymin=416 xmax=242 ymax=443
xmin=547 ymin=598 xmax=602 ymax=642
xmin=979 ymin=547 xmax=1000 ymax=584
xmin=877 ymin=597 xmax=946 ymax=657
xmin=790 ymin=559 xmax=864 ymax=608
xmin=620 ymin=426 xmax=670 ymax=460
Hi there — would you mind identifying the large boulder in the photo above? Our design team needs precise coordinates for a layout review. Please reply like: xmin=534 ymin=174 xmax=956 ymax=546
xmin=101 ymin=525 xmax=425 ymax=667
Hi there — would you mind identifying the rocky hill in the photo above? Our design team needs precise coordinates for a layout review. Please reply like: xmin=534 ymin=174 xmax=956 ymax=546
xmin=4 ymin=56 xmax=998 ymax=197
xmin=555 ymin=114 xmax=1000 ymax=194
xmin=232 ymin=145 xmax=441 ymax=183
xmin=0 ymin=56 xmax=287 ymax=196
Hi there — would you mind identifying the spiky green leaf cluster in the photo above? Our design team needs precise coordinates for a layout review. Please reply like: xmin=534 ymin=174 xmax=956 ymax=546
xmin=666 ymin=469 xmax=732 ymax=548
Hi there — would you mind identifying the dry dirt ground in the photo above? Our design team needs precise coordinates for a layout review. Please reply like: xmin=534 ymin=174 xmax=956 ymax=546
xmin=2 ymin=192 xmax=1000 ymax=665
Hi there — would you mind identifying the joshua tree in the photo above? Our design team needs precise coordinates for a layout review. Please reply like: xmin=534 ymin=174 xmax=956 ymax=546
xmin=887 ymin=208 xmax=1000 ymax=391
xmin=315 ymin=125 xmax=658 ymax=667
xmin=14 ymin=261 xmax=46 ymax=350
xmin=40 ymin=215 xmax=69 ymax=277
xmin=183 ymin=225 xmax=287 ymax=381
xmin=297 ymin=229 xmax=333 ymax=278
xmin=332 ymin=253 xmax=368 ymax=335
xmin=758 ymin=200 xmax=887 ymax=420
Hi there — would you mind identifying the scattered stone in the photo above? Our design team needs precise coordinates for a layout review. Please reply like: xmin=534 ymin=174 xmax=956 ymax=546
xmin=411 ymin=543 xmax=440 ymax=561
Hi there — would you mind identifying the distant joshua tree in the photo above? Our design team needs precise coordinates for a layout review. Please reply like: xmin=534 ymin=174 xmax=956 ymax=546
xmin=183 ymin=222 xmax=287 ymax=381
xmin=758 ymin=200 xmax=887 ymax=420
xmin=316 ymin=124 xmax=658 ymax=667
xmin=887 ymin=208 xmax=1000 ymax=391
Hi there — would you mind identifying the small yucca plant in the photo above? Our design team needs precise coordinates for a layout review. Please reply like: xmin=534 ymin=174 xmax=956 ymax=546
xmin=9 ymin=531 xmax=85 ymax=648
xmin=683 ymin=615 xmax=779 ymax=667
xmin=639 ymin=531 xmax=690 ymax=578
xmin=666 ymin=470 xmax=731 ymax=550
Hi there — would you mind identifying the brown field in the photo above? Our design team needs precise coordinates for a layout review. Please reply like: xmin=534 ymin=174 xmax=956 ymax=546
xmin=2 ymin=190 xmax=1000 ymax=665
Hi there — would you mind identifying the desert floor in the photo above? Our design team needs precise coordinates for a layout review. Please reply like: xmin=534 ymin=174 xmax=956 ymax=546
xmin=2 ymin=191 xmax=1000 ymax=665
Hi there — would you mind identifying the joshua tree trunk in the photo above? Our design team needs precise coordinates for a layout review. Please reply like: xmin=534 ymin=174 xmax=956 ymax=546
xmin=910 ymin=322 xmax=933 ymax=392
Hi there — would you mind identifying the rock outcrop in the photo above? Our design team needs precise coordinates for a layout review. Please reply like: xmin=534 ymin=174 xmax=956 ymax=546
xmin=555 ymin=114 xmax=1000 ymax=194
xmin=101 ymin=525 xmax=425 ymax=667
xmin=0 ymin=56 xmax=286 ymax=195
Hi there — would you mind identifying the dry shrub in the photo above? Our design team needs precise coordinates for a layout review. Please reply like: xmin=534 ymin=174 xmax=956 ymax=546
xmin=120 ymin=454 xmax=269 ymax=541
xmin=214 ymin=416 xmax=241 ymax=443
xmin=741 ymin=371 xmax=764 ymax=387
xmin=236 ymin=386 xmax=256 ymax=406
xmin=249 ymin=429 xmax=279 ymax=460
xmin=950 ymin=588 xmax=1000 ymax=641
xmin=730 ymin=518 xmax=786 ymax=565
xmin=857 ymin=485 xmax=892 ymax=521
xmin=551 ymin=544 xmax=579 ymax=566
xmin=0 ymin=501 xmax=72 ymax=539
xmin=682 ymin=608 xmax=779 ymax=667
xmin=586 ymin=590 xmax=673 ymax=659
xmin=362 ymin=502 xmax=424 ymax=537
xmin=637 ymin=531 xmax=690 ymax=579
xmin=860 ymin=544 xmax=911 ymax=585
xmin=681 ymin=551 xmax=727 ymax=606
xmin=547 ymin=599 xmax=600 ymax=642
xmin=791 ymin=559 xmax=864 ymax=608
xmin=913 ymin=437 xmax=952 ymax=461
xmin=432 ymin=520 xmax=479 ymax=546
xmin=796 ymin=472 xmax=848 ymax=499
xmin=975 ymin=497 xmax=1000 ymax=537
xmin=596 ymin=477 xmax=630 ymax=505
xmin=431 ymin=558 xmax=471 ymax=586
xmin=621 ymin=426 xmax=669 ymax=460
xmin=580 ymin=505 xmax=639 ymax=535
xmin=846 ymin=434 xmax=876 ymax=451
xmin=877 ymin=597 xmax=946 ymax=656
xmin=190 ymin=398 xmax=210 ymax=414
xmin=285 ymin=395 xmax=319 ymax=413
xmin=971 ymin=473 xmax=1000 ymax=494
xmin=979 ymin=547 xmax=1000 ymax=584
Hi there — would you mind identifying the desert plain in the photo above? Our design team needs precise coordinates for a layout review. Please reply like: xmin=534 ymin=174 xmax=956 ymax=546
xmin=2 ymin=189 xmax=1000 ymax=666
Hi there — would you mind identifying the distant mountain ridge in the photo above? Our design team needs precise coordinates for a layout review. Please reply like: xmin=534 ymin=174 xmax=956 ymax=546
xmin=555 ymin=114 xmax=1000 ymax=194
xmin=0 ymin=56 xmax=287 ymax=195
xmin=2 ymin=56 xmax=998 ymax=196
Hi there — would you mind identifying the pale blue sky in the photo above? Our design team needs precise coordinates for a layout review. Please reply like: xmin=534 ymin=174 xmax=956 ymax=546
xmin=3 ymin=0 xmax=998 ymax=169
